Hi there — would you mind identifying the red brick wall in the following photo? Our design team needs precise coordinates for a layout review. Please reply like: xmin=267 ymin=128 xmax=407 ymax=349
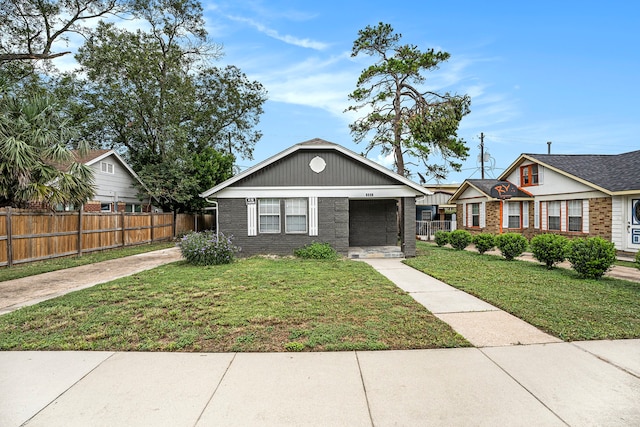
xmin=589 ymin=197 xmax=612 ymax=240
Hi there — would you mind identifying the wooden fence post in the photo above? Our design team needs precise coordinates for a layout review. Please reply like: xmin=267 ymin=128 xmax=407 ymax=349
xmin=121 ymin=210 xmax=126 ymax=247
xmin=150 ymin=210 xmax=155 ymax=242
xmin=77 ymin=207 xmax=83 ymax=257
xmin=6 ymin=207 xmax=13 ymax=267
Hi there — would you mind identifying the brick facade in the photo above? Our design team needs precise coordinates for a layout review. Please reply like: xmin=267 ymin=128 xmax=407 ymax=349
xmin=588 ymin=197 xmax=612 ymax=240
xmin=457 ymin=197 xmax=613 ymax=241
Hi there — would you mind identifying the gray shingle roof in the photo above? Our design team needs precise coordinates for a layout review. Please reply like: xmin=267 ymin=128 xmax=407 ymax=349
xmin=466 ymin=179 xmax=532 ymax=198
xmin=525 ymin=150 xmax=640 ymax=192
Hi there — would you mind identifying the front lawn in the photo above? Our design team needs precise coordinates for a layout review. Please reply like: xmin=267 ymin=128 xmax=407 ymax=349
xmin=405 ymin=242 xmax=640 ymax=341
xmin=0 ymin=257 xmax=469 ymax=352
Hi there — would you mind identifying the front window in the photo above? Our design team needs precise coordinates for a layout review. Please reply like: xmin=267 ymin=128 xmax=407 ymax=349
xmin=520 ymin=164 xmax=539 ymax=187
xmin=507 ymin=202 xmax=521 ymax=229
xmin=471 ymin=203 xmax=480 ymax=227
xmin=568 ymin=200 xmax=582 ymax=232
xmin=285 ymin=198 xmax=307 ymax=233
xmin=548 ymin=201 xmax=560 ymax=230
xmin=259 ymin=199 xmax=280 ymax=233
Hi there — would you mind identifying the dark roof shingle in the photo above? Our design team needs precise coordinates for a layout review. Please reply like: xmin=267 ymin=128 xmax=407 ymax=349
xmin=525 ymin=150 xmax=640 ymax=192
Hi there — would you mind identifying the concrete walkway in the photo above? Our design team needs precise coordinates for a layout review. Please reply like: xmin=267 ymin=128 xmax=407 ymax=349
xmin=362 ymin=258 xmax=563 ymax=347
xmin=0 ymin=247 xmax=183 ymax=315
xmin=1 ymin=251 xmax=639 ymax=425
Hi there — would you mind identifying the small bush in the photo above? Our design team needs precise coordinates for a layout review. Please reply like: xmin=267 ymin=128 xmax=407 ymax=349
xmin=448 ymin=229 xmax=472 ymax=251
xmin=495 ymin=233 xmax=528 ymax=261
xmin=473 ymin=233 xmax=495 ymax=254
xmin=294 ymin=242 xmax=338 ymax=260
xmin=635 ymin=251 xmax=640 ymax=270
xmin=284 ymin=341 xmax=305 ymax=352
xmin=567 ymin=237 xmax=616 ymax=279
xmin=530 ymin=233 xmax=569 ymax=269
xmin=178 ymin=231 xmax=239 ymax=266
xmin=434 ymin=231 xmax=450 ymax=247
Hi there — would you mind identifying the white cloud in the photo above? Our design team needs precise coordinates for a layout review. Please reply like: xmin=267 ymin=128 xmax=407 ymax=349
xmin=227 ymin=15 xmax=329 ymax=50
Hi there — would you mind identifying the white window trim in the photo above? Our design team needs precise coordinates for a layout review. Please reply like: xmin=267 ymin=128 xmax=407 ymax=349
xmin=100 ymin=161 xmax=114 ymax=174
xmin=258 ymin=199 xmax=281 ymax=234
xmin=285 ymin=198 xmax=308 ymax=234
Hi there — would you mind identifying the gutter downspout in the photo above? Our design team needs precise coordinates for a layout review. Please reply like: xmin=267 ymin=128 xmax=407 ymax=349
xmin=205 ymin=197 xmax=219 ymax=238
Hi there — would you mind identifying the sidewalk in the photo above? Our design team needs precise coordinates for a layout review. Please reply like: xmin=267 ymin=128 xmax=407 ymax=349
xmin=1 ymin=250 xmax=639 ymax=425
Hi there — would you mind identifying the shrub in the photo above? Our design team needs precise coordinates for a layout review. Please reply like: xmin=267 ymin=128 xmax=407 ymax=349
xmin=434 ymin=230 xmax=450 ymax=247
xmin=636 ymin=251 xmax=640 ymax=270
xmin=567 ymin=237 xmax=616 ymax=279
xmin=284 ymin=341 xmax=305 ymax=352
xmin=448 ymin=229 xmax=472 ymax=251
xmin=178 ymin=231 xmax=239 ymax=266
xmin=473 ymin=233 xmax=495 ymax=254
xmin=294 ymin=242 xmax=338 ymax=260
xmin=530 ymin=233 xmax=569 ymax=269
xmin=495 ymin=233 xmax=528 ymax=261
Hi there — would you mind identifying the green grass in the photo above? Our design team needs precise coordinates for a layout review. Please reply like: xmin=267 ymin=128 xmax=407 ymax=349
xmin=0 ymin=241 xmax=176 ymax=282
xmin=406 ymin=242 xmax=640 ymax=341
xmin=0 ymin=257 xmax=469 ymax=352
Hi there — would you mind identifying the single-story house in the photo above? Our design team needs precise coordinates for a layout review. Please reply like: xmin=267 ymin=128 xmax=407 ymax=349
xmin=450 ymin=149 xmax=640 ymax=253
xmin=199 ymin=138 xmax=431 ymax=257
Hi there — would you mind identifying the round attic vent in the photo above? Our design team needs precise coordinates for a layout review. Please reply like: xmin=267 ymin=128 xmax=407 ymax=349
xmin=309 ymin=156 xmax=326 ymax=173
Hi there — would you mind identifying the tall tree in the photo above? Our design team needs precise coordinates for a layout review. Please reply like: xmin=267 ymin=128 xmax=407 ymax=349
xmin=0 ymin=0 xmax=128 ymax=64
xmin=346 ymin=22 xmax=471 ymax=180
xmin=71 ymin=0 xmax=266 ymax=212
xmin=0 ymin=92 xmax=95 ymax=208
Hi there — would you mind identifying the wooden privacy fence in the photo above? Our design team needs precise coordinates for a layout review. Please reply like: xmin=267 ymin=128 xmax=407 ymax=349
xmin=0 ymin=208 xmax=174 ymax=267
xmin=175 ymin=213 xmax=216 ymax=236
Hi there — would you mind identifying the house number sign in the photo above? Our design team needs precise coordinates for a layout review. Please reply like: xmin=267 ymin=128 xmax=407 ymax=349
xmin=246 ymin=198 xmax=256 ymax=205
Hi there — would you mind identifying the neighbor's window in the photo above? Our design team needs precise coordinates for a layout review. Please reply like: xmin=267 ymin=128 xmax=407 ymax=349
xmin=507 ymin=202 xmax=521 ymax=229
xmin=285 ymin=198 xmax=307 ymax=233
xmin=101 ymin=203 xmax=112 ymax=212
xmin=259 ymin=199 xmax=280 ymax=233
xmin=548 ymin=201 xmax=560 ymax=230
xmin=520 ymin=164 xmax=539 ymax=186
xmin=126 ymin=203 xmax=142 ymax=213
xmin=100 ymin=161 xmax=114 ymax=174
xmin=568 ymin=200 xmax=582 ymax=232
xmin=471 ymin=203 xmax=480 ymax=227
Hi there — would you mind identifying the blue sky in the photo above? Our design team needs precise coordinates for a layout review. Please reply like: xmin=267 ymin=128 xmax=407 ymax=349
xmin=54 ymin=0 xmax=640 ymax=184
xmin=202 ymin=0 xmax=640 ymax=183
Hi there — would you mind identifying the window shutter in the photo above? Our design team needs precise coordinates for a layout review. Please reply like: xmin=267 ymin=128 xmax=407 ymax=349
xmin=560 ymin=201 xmax=567 ymax=232
xmin=502 ymin=201 xmax=509 ymax=228
xmin=538 ymin=166 xmax=544 ymax=185
xmin=480 ymin=202 xmax=486 ymax=228
xmin=462 ymin=203 xmax=467 ymax=227
xmin=522 ymin=201 xmax=529 ymax=228
xmin=534 ymin=201 xmax=540 ymax=229
xmin=582 ymin=199 xmax=589 ymax=233
xmin=309 ymin=197 xmax=318 ymax=236
xmin=541 ymin=202 xmax=547 ymax=230
xmin=247 ymin=202 xmax=257 ymax=236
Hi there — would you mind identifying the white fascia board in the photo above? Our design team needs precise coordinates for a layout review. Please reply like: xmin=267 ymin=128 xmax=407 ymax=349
xmin=213 ymin=185 xmax=422 ymax=199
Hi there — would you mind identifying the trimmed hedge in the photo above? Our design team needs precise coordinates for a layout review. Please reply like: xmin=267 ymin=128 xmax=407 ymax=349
xmin=530 ymin=233 xmax=569 ymax=269
xmin=495 ymin=233 xmax=528 ymax=261
xmin=472 ymin=233 xmax=495 ymax=254
xmin=449 ymin=230 xmax=472 ymax=251
xmin=567 ymin=237 xmax=616 ymax=279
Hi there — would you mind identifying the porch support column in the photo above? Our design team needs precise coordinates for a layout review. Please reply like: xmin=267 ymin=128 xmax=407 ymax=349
xmin=401 ymin=197 xmax=416 ymax=257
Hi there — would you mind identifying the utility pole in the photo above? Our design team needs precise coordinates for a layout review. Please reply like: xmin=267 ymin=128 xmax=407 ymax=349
xmin=480 ymin=132 xmax=485 ymax=179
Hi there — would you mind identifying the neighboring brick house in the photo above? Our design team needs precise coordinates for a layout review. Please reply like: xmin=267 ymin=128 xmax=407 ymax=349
xmin=67 ymin=150 xmax=153 ymax=213
xmin=450 ymin=150 xmax=640 ymax=253
xmin=199 ymin=138 xmax=431 ymax=257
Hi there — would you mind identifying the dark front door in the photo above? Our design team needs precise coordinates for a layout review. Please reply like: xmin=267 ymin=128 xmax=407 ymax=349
xmin=349 ymin=199 xmax=398 ymax=246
